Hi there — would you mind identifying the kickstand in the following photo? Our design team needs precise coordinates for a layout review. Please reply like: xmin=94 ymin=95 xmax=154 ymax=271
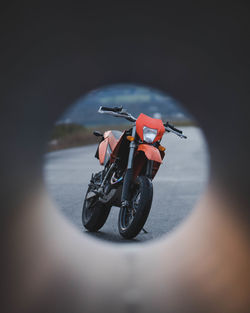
xmin=142 ymin=227 xmax=148 ymax=234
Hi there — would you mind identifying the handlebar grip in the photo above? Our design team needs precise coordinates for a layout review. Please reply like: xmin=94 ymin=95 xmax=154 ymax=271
xmin=100 ymin=106 xmax=123 ymax=112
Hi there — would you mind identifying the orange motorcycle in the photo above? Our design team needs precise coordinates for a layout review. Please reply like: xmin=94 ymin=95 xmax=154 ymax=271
xmin=82 ymin=106 xmax=187 ymax=239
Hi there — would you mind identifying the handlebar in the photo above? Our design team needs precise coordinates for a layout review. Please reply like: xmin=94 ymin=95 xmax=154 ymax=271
xmin=98 ymin=106 xmax=187 ymax=138
xmin=164 ymin=122 xmax=187 ymax=139
xmin=101 ymin=106 xmax=123 ymax=112
xmin=164 ymin=122 xmax=182 ymax=134
xmin=98 ymin=106 xmax=137 ymax=122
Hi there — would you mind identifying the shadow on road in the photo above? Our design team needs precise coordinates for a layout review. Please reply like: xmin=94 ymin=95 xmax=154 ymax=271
xmin=83 ymin=230 xmax=143 ymax=243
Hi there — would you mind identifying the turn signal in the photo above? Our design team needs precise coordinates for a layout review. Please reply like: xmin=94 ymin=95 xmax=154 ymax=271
xmin=158 ymin=145 xmax=166 ymax=152
xmin=127 ymin=136 xmax=135 ymax=142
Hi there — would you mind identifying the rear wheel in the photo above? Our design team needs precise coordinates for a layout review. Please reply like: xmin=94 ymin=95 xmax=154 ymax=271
xmin=118 ymin=176 xmax=153 ymax=239
xmin=82 ymin=180 xmax=111 ymax=232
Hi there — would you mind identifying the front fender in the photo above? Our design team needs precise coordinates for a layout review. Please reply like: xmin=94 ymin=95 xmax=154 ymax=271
xmin=137 ymin=144 xmax=162 ymax=163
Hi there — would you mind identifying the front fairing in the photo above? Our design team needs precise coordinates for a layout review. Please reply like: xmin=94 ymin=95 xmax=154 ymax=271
xmin=136 ymin=113 xmax=165 ymax=143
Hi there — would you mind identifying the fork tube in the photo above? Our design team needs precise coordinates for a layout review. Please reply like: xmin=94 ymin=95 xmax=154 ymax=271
xmin=146 ymin=160 xmax=153 ymax=179
xmin=121 ymin=126 xmax=136 ymax=203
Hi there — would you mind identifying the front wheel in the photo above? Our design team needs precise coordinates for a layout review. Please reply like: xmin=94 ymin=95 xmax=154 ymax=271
xmin=118 ymin=176 xmax=153 ymax=239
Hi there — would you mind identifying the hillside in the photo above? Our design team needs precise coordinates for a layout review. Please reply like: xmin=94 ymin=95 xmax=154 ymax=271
xmin=58 ymin=84 xmax=192 ymax=126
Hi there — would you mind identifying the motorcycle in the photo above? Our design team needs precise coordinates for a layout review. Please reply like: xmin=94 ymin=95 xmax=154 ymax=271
xmin=82 ymin=106 xmax=187 ymax=239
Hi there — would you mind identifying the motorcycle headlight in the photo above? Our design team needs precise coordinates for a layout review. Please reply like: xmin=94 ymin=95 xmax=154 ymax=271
xmin=143 ymin=126 xmax=157 ymax=143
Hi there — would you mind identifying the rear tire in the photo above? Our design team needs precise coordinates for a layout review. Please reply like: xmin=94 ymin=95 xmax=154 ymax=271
xmin=82 ymin=185 xmax=111 ymax=232
xmin=118 ymin=176 xmax=153 ymax=239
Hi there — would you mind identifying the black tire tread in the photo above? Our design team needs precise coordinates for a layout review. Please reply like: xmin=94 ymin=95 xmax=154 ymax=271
xmin=82 ymin=187 xmax=111 ymax=232
xmin=118 ymin=176 xmax=153 ymax=239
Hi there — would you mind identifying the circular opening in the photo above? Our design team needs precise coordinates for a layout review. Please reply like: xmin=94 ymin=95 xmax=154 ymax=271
xmin=44 ymin=83 xmax=208 ymax=243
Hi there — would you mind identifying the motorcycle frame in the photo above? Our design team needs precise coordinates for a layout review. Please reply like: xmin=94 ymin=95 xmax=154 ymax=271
xmin=96 ymin=125 xmax=165 ymax=206
xmin=96 ymin=107 xmax=186 ymax=207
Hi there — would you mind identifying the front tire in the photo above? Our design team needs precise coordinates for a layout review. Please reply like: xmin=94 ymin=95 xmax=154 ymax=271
xmin=82 ymin=185 xmax=111 ymax=232
xmin=118 ymin=176 xmax=153 ymax=239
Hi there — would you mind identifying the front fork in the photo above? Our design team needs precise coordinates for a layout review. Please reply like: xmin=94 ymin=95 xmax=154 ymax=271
xmin=121 ymin=126 xmax=137 ymax=206
xmin=121 ymin=127 xmax=153 ymax=206
xmin=146 ymin=160 xmax=153 ymax=179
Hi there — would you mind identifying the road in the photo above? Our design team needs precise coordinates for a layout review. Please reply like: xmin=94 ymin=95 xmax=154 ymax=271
xmin=44 ymin=126 xmax=208 ymax=243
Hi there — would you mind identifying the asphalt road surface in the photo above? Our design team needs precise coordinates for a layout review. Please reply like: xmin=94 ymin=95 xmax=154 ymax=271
xmin=44 ymin=127 xmax=208 ymax=243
